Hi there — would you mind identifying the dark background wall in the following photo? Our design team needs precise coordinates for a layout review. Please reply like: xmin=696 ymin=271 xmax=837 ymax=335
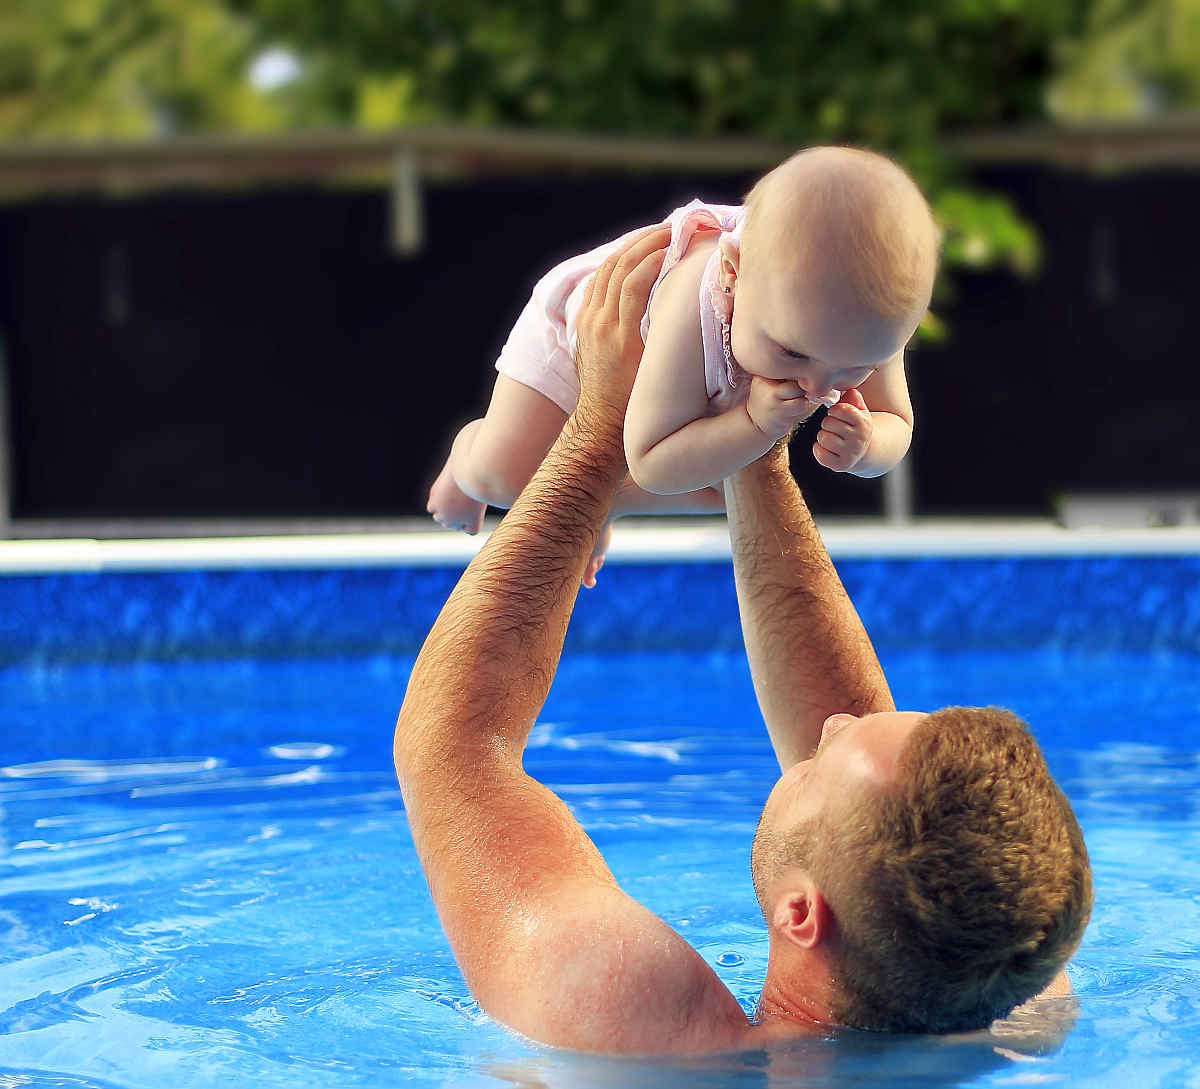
xmin=911 ymin=165 xmax=1197 ymax=515
xmin=0 ymin=164 xmax=1195 ymax=522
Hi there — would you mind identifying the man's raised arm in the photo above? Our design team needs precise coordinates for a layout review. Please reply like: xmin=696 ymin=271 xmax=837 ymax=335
xmin=393 ymin=228 xmax=746 ymax=1055
xmin=724 ymin=440 xmax=895 ymax=769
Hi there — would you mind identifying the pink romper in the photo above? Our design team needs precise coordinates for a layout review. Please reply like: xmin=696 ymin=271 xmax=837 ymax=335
xmin=494 ymin=200 xmax=748 ymax=416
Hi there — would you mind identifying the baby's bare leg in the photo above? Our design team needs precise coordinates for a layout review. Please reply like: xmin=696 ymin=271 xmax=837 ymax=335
xmin=427 ymin=376 xmax=569 ymax=534
xmin=427 ymin=420 xmax=489 ymax=533
xmin=428 ymin=374 xmax=722 ymax=579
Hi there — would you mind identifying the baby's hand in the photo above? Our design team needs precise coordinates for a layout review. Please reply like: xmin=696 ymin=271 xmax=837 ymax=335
xmin=813 ymin=388 xmax=873 ymax=472
xmin=746 ymin=376 xmax=819 ymax=440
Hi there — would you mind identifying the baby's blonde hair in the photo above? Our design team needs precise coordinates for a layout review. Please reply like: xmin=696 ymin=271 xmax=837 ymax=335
xmin=742 ymin=147 xmax=940 ymax=324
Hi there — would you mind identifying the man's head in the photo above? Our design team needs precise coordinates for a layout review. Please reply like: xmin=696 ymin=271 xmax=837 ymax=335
xmin=751 ymin=707 xmax=1092 ymax=1034
xmin=718 ymin=146 xmax=940 ymax=405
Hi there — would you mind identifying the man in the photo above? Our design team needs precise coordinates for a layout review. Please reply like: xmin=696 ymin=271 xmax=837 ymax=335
xmin=393 ymin=228 xmax=1092 ymax=1053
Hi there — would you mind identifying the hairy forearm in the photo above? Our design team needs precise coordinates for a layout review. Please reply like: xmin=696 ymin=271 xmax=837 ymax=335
xmin=849 ymin=411 xmax=913 ymax=479
xmin=395 ymin=418 xmax=625 ymax=780
xmin=629 ymin=405 xmax=778 ymax=495
xmin=725 ymin=442 xmax=895 ymax=769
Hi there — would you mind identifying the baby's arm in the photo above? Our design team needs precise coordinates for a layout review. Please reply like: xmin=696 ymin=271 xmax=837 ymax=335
xmin=623 ymin=248 xmax=812 ymax=494
xmin=813 ymin=351 xmax=913 ymax=478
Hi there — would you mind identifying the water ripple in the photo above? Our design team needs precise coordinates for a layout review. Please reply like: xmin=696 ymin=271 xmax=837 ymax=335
xmin=129 ymin=766 xmax=326 ymax=798
xmin=529 ymin=721 xmax=695 ymax=763
xmin=0 ymin=963 xmax=168 ymax=1034
xmin=264 ymin=742 xmax=343 ymax=761
xmin=13 ymin=823 xmax=184 ymax=853
xmin=2 ymin=758 xmax=222 ymax=782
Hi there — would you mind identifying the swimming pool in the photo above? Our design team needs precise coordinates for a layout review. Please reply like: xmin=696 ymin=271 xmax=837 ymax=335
xmin=1 ymin=527 xmax=1198 ymax=1087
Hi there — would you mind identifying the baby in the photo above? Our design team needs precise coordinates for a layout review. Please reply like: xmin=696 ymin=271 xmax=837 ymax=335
xmin=428 ymin=146 xmax=940 ymax=583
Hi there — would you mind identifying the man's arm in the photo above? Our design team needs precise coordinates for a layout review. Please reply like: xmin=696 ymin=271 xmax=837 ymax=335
xmin=724 ymin=440 xmax=895 ymax=769
xmin=394 ymin=229 xmax=746 ymax=1054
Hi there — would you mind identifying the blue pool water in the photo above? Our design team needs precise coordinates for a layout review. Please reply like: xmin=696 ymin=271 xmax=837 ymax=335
xmin=1 ymin=557 xmax=1199 ymax=1087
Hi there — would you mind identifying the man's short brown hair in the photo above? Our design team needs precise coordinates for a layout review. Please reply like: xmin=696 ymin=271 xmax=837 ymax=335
xmin=816 ymin=706 xmax=1092 ymax=1033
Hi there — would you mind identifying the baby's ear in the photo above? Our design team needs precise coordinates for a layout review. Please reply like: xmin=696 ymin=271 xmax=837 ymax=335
xmin=718 ymin=233 xmax=741 ymax=286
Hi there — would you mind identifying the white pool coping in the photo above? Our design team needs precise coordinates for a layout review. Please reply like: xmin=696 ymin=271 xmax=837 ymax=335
xmin=0 ymin=519 xmax=1198 ymax=575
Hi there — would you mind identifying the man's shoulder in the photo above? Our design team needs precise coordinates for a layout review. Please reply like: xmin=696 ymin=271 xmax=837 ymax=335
xmin=512 ymin=885 xmax=750 ymax=1054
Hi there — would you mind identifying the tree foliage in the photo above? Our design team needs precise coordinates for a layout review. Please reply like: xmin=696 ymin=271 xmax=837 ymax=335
xmin=0 ymin=0 xmax=270 ymax=139
xmin=228 ymin=0 xmax=1082 ymax=149
xmin=224 ymin=0 xmax=1090 ymax=278
xmin=1050 ymin=0 xmax=1200 ymax=117
xmin=1 ymin=0 xmax=1196 ymax=283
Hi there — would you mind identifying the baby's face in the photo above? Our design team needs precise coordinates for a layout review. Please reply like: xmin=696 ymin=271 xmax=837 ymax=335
xmin=727 ymin=244 xmax=913 ymax=404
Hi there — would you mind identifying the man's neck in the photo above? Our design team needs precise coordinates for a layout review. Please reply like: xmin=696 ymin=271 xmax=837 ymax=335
xmin=756 ymin=947 xmax=840 ymax=1033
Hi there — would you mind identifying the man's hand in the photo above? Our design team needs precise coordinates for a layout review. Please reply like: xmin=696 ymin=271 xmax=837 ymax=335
xmin=746 ymin=375 xmax=820 ymax=440
xmin=813 ymin=388 xmax=873 ymax=472
xmin=573 ymin=225 xmax=671 ymax=440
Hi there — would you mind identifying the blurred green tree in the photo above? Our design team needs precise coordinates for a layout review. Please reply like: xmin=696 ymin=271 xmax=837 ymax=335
xmin=2 ymin=0 xmax=1196 ymax=287
xmin=224 ymin=0 xmax=1100 ymax=284
xmin=0 ymin=0 xmax=273 ymax=139
xmin=1049 ymin=0 xmax=1200 ymax=117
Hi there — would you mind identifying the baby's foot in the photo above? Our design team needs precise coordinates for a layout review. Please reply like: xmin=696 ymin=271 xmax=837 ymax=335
xmin=427 ymin=464 xmax=486 ymax=534
xmin=582 ymin=522 xmax=613 ymax=589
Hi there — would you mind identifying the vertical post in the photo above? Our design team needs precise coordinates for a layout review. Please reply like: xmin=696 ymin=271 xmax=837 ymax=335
xmin=883 ymin=457 xmax=913 ymax=525
xmin=0 ymin=330 xmax=11 ymax=537
xmin=390 ymin=150 xmax=423 ymax=255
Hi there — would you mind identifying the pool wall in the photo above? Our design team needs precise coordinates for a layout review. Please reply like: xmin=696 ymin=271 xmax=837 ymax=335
xmin=1 ymin=541 xmax=1197 ymax=665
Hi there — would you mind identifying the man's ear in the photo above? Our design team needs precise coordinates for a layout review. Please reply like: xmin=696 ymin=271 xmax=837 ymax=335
xmin=772 ymin=882 xmax=833 ymax=951
xmin=718 ymin=234 xmax=741 ymax=294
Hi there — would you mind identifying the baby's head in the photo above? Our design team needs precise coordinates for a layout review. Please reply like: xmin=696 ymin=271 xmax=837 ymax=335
xmin=721 ymin=147 xmax=940 ymax=402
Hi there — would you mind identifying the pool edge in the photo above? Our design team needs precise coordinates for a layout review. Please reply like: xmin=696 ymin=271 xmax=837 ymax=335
xmin=1 ymin=518 xmax=1199 ymax=575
